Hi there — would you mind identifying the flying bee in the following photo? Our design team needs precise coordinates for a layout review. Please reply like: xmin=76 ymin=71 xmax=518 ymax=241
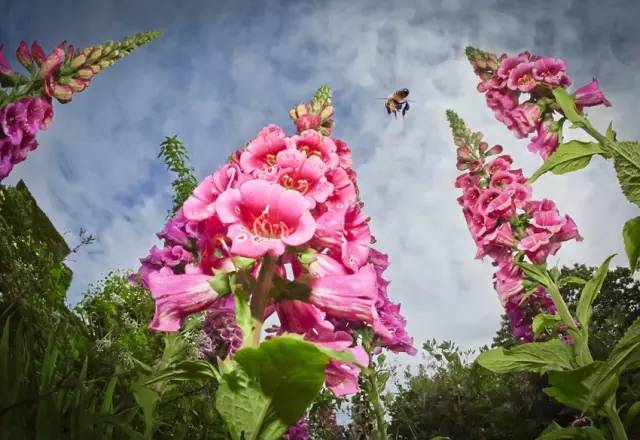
xmin=377 ymin=88 xmax=411 ymax=118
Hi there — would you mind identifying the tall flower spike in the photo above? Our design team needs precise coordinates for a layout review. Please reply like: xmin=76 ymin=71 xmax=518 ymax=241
xmin=289 ymin=84 xmax=335 ymax=136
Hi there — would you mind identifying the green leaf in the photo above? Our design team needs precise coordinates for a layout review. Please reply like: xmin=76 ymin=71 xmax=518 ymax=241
xmin=536 ymin=426 xmax=606 ymax=440
xmin=515 ymin=261 xmax=550 ymax=287
xmin=476 ymin=339 xmax=574 ymax=374
xmin=99 ymin=375 xmax=118 ymax=415
xmin=233 ymin=288 xmax=254 ymax=349
xmin=606 ymin=122 xmax=617 ymax=141
xmin=552 ymin=88 xmax=588 ymax=126
xmin=603 ymin=317 xmax=640 ymax=377
xmin=132 ymin=385 xmax=160 ymax=438
xmin=215 ymin=335 xmax=333 ymax=440
xmin=141 ymin=360 xmax=219 ymax=386
xmin=609 ymin=141 xmax=640 ymax=206
xmin=233 ymin=256 xmax=255 ymax=271
xmin=532 ymin=313 xmax=562 ymax=337
xmin=624 ymin=401 xmax=640 ymax=430
xmin=209 ymin=271 xmax=231 ymax=295
xmin=529 ymin=140 xmax=604 ymax=183
xmin=576 ymin=255 xmax=614 ymax=330
xmin=544 ymin=362 xmax=614 ymax=411
xmin=623 ymin=217 xmax=640 ymax=272
xmin=558 ymin=275 xmax=587 ymax=287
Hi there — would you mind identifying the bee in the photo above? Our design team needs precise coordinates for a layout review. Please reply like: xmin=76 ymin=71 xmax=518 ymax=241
xmin=379 ymin=88 xmax=410 ymax=118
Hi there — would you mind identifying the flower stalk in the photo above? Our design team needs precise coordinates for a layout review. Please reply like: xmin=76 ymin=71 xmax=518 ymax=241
xmin=249 ymin=254 xmax=277 ymax=346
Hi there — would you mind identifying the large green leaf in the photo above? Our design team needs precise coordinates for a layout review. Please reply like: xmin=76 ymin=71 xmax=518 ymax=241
xmin=576 ymin=255 xmax=614 ymax=331
xmin=515 ymin=261 xmax=550 ymax=287
xmin=603 ymin=317 xmax=640 ymax=376
xmin=543 ymin=362 xmax=616 ymax=411
xmin=476 ymin=339 xmax=574 ymax=374
xmin=529 ymin=140 xmax=604 ymax=182
xmin=215 ymin=335 xmax=335 ymax=440
xmin=609 ymin=141 xmax=640 ymax=206
xmin=623 ymin=217 xmax=640 ymax=272
xmin=532 ymin=313 xmax=562 ymax=337
xmin=624 ymin=401 xmax=640 ymax=430
xmin=552 ymin=88 xmax=588 ymax=126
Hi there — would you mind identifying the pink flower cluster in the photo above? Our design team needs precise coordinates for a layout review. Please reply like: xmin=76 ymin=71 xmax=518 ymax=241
xmin=468 ymin=48 xmax=611 ymax=160
xmin=283 ymin=416 xmax=309 ymax=440
xmin=198 ymin=295 xmax=243 ymax=361
xmin=133 ymin=96 xmax=414 ymax=396
xmin=0 ymin=97 xmax=52 ymax=180
xmin=454 ymin=132 xmax=581 ymax=341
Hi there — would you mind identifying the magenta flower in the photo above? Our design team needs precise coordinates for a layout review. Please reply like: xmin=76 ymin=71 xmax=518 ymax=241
xmin=497 ymin=55 xmax=527 ymax=79
xmin=292 ymin=129 xmax=339 ymax=169
xmin=38 ymin=46 xmax=65 ymax=80
xmin=183 ymin=164 xmax=244 ymax=221
xmin=0 ymin=101 xmax=27 ymax=145
xmin=574 ymin=78 xmax=611 ymax=108
xmin=528 ymin=120 xmax=559 ymax=160
xmin=532 ymin=58 xmax=570 ymax=86
xmin=199 ymin=296 xmax=242 ymax=360
xmin=276 ymin=300 xmax=335 ymax=335
xmin=325 ymin=345 xmax=368 ymax=396
xmin=11 ymin=133 xmax=38 ymax=164
xmin=334 ymin=138 xmax=353 ymax=169
xmin=21 ymin=97 xmax=53 ymax=135
xmin=147 ymin=271 xmax=221 ymax=331
xmin=509 ymin=104 xmax=541 ymax=138
xmin=216 ymin=179 xmax=316 ymax=257
xmin=309 ymin=264 xmax=377 ymax=322
xmin=0 ymin=138 xmax=13 ymax=180
xmin=239 ymin=124 xmax=290 ymax=173
xmin=276 ymin=149 xmax=333 ymax=208
xmin=507 ymin=62 xmax=536 ymax=92
xmin=295 ymin=113 xmax=321 ymax=132
xmin=324 ymin=168 xmax=357 ymax=210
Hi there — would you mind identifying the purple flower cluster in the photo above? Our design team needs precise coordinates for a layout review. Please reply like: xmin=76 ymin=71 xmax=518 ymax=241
xmin=198 ymin=296 xmax=242 ymax=361
xmin=282 ymin=416 xmax=309 ymax=440
xmin=0 ymin=97 xmax=52 ymax=180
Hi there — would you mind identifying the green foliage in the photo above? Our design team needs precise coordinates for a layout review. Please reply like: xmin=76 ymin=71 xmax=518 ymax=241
xmin=609 ymin=141 xmax=640 ymax=207
xmin=158 ymin=135 xmax=198 ymax=214
xmin=215 ymin=335 xmax=336 ymax=440
xmin=623 ymin=217 xmax=640 ymax=272
xmin=529 ymin=140 xmax=605 ymax=183
xmin=477 ymin=339 xmax=575 ymax=374
xmin=552 ymin=87 xmax=588 ymax=127
xmin=388 ymin=340 xmax=564 ymax=440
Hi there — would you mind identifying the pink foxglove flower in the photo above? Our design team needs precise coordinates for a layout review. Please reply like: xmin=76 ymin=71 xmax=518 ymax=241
xmin=216 ymin=179 xmax=316 ymax=257
xmin=275 ymin=149 xmax=333 ymax=207
xmin=507 ymin=62 xmax=536 ymax=92
xmin=0 ymin=101 xmax=27 ymax=145
xmin=574 ymin=78 xmax=611 ymax=108
xmin=531 ymin=58 xmax=570 ymax=86
xmin=147 ymin=271 xmax=222 ymax=332
xmin=528 ymin=120 xmax=560 ymax=160
xmin=183 ymin=164 xmax=244 ymax=221
xmin=325 ymin=345 xmax=368 ymax=396
xmin=292 ymin=129 xmax=339 ymax=169
xmin=239 ymin=124 xmax=290 ymax=173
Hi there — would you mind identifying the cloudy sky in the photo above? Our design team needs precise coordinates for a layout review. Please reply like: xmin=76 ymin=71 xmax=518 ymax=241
xmin=2 ymin=0 xmax=639 ymax=364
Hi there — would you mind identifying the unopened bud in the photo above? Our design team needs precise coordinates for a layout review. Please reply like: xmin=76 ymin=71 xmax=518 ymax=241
xmin=76 ymin=67 xmax=93 ymax=80
xmin=53 ymin=84 xmax=73 ymax=103
xmin=70 ymin=53 xmax=87 ymax=70
xmin=16 ymin=41 xmax=33 ymax=69
xmin=90 ymin=64 xmax=101 ymax=74
xmin=295 ymin=103 xmax=308 ymax=117
xmin=86 ymin=47 xmax=102 ymax=63
xmin=319 ymin=105 xmax=334 ymax=120
xmin=98 ymin=59 xmax=111 ymax=69
xmin=67 ymin=77 xmax=88 ymax=92
xmin=31 ymin=41 xmax=47 ymax=65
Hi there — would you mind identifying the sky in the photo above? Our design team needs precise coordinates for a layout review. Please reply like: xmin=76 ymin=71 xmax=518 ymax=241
xmin=2 ymin=0 xmax=639 ymax=366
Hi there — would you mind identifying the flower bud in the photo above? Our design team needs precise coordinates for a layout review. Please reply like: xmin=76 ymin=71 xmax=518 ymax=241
xmin=67 ymin=77 xmax=89 ymax=92
xmin=69 ymin=53 xmax=87 ymax=70
xmin=16 ymin=41 xmax=33 ymax=69
xmin=31 ymin=41 xmax=46 ymax=65
xmin=76 ymin=67 xmax=93 ymax=80
xmin=0 ymin=45 xmax=17 ymax=84
xmin=319 ymin=105 xmax=334 ymax=120
xmin=38 ymin=47 xmax=65 ymax=79
xmin=486 ymin=144 xmax=503 ymax=156
xmin=90 ymin=64 xmax=101 ymax=74
xmin=52 ymin=83 xmax=73 ymax=103
xmin=98 ymin=59 xmax=111 ymax=69
xmin=86 ymin=47 xmax=102 ymax=63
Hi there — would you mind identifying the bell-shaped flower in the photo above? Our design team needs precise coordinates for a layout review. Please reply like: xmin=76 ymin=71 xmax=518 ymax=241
xmin=292 ymin=129 xmax=339 ymax=169
xmin=183 ymin=164 xmax=244 ymax=221
xmin=275 ymin=149 xmax=333 ymax=208
xmin=574 ymin=78 xmax=611 ymax=109
xmin=239 ymin=124 xmax=291 ymax=173
xmin=216 ymin=179 xmax=316 ymax=257
xmin=148 ymin=270 xmax=222 ymax=331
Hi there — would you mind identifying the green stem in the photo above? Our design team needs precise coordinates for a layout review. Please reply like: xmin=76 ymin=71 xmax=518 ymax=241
xmin=365 ymin=368 xmax=387 ymax=440
xmin=605 ymin=405 xmax=628 ymax=440
xmin=249 ymin=254 xmax=277 ymax=346
xmin=545 ymin=279 xmax=593 ymax=364
xmin=580 ymin=121 xmax=610 ymax=146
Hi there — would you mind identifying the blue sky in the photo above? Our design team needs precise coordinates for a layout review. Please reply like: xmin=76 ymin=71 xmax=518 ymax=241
xmin=2 ymin=0 xmax=639 ymax=363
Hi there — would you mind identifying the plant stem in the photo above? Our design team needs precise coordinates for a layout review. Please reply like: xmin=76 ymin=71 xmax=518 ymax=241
xmin=249 ymin=254 xmax=277 ymax=346
xmin=365 ymin=368 xmax=387 ymax=440
xmin=580 ymin=120 xmax=610 ymax=146
xmin=545 ymin=279 xmax=593 ymax=364
xmin=605 ymin=405 xmax=628 ymax=440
